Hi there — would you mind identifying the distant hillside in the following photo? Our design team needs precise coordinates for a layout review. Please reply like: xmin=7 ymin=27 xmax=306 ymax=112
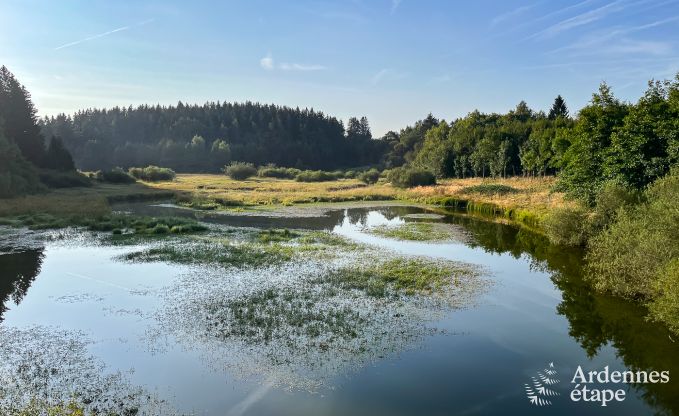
xmin=40 ymin=102 xmax=382 ymax=171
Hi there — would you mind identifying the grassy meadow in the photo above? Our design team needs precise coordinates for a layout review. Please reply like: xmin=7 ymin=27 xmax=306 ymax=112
xmin=0 ymin=174 xmax=571 ymax=231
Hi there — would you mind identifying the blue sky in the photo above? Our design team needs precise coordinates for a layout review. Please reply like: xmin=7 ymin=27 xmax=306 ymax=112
xmin=1 ymin=0 xmax=678 ymax=135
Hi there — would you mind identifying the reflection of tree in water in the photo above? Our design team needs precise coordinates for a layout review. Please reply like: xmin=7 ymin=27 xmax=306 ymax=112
xmin=440 ymin=210 xmax=679 ymax=415
xmin=0 ymin=249 xmax=44 ymax=322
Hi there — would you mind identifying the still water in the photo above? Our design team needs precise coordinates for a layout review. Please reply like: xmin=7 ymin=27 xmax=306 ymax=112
xmin=0 ymin=204 xmax=677 ymax=415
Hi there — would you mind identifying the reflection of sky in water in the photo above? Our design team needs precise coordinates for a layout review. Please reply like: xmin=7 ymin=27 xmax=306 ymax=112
xmin=0 ymin=205 xmax=675 ymax=415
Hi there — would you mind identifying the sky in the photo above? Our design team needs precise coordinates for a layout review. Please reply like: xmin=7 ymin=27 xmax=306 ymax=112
xmin=1 ymin=0 xmax=678 ymax=136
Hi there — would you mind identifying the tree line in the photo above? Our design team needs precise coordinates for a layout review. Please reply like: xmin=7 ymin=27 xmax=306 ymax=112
xmin=40 ymin=102 xmax=381 ymax=172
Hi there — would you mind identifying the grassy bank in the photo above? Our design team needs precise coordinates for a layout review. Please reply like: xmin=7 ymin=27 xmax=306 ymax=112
xmin=0 ymin=174 xmax=568 ymax=232
xmin=141 ymin=174 xmax=570 ymax=229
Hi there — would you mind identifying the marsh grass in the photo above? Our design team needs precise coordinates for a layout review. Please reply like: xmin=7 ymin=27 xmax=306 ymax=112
xmin=210 ymin=287 xmax=361 ymax=343
xmin=122 ymin=241 xmax=294 ymax=268
xmin=319 ymin=258 xmax=472 ymax=297
xmin=460 ymin=183 xmax=518 ymax=195
xmin=4 ymin=213 xmax=207 ymax=237
xmin=258 ymin=228 xmax=302 ymax=243
xmin=368 ymin=221 xmax=464 ymax=242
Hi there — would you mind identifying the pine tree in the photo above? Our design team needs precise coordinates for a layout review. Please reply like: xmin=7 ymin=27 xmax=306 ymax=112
xmin=44 ymin=136 xmax=75 ymax=171
xmin=0 ymin=66 xmax=46 ymax=166
xmin=548 ymin=95 xmax=569 ymax=120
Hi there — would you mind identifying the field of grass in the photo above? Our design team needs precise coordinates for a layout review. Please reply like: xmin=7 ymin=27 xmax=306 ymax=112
xmin=0 ymin=174 xmax=572 ymax=231
xmin=0 ymin=182 xmax=172 ymax=217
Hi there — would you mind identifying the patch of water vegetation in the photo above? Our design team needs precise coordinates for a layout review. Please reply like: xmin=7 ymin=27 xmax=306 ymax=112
xmin=257 ymin=228 xmax=301 ymax=243
xmin=367 ymin=221 xmax=469 ymax=242
xmin=122 ymin=241 xmax=295 ymax=268
xmin=320 ymin=258 xmax=475 ymax=297
xmin=0 ymin=326 xmax=178 ymax=415
xmin=207 ymin=286 xmax=361 ymax=343
xmin=0 ymin=213 xmax=207 ymax=236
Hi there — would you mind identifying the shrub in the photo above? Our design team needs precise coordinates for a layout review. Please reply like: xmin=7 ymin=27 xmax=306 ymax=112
xmin=258 ymin=165 xmax=301 ymax=179
xmin=588 ymin=181 xmax=641 ymax=234
xmin=586 ymin=169 xmax=679 ymax=299
xmin=344 ymin=170 xmax=357 ymax=179
xmin=648 ymin=259 xmax=679 ymax=335
xmin=386 ymin=167 xmax=436 ymax=188
xmin=224 ymin=162 xmax=257 ymax=180
xmin=295 ymin=170 xmax=336 ymax=182
xmin=542 ymin=207 xmax=590 ymax=246
xmin=95 ymin=168 xmax=136 ymax=184
xmin=38 ymin=170 xmax=91 ymax=188
xmin=357 ymin=168 xmax=380 ymax=184
xmin=128 ymin=165 xmax=176 ymax=182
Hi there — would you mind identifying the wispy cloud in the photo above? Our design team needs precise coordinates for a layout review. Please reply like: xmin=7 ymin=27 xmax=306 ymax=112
xmin=490 ymin=3 xmax=539 ymax=27
xmin=54 ymin=19 xmax=155 ymax=51
xmin=391 ymin=0 xmax=402 ymax=14
xmin=55 ymin=26 xmax=129 ymax=50
xmin=260 ymin=54 xmax=326 ymax=71
xmin=279 ymin=63 xmax=327 ymax=71
xmin=547 ymin=15 xmax=679 ymax=56
xmin=528 ymin=0 xmax=637 ymax=40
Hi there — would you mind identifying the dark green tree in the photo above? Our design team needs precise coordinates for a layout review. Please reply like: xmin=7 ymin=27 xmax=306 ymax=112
xmin=548 ymin=95 xmax=569 ymax=120
xmin=43 ymin=136 xmax=75 ymax=171
xmin=0 ymin=66 xmax=46 ymax=166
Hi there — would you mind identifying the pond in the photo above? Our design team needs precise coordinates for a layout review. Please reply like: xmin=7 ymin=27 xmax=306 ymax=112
xmin=0 ymin=204 xmax=677 ymax=415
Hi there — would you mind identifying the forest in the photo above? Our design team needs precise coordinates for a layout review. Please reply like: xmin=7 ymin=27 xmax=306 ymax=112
xmin=40 ymin=102 xmax=381 ymax=171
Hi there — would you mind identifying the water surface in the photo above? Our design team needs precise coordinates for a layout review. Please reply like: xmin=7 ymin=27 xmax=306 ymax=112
xmin=1 ymin=204 xmax=677 ymax=415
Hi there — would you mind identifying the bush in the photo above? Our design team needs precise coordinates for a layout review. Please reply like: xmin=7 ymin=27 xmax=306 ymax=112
xmin=128 ymin=165 xmax=176 ymax=182
xmin=586 ymin=169 xmax=679 ymax=299
xmin=357 ymin=169 xmax=380 ymax=184
xmin=295 ymin=170 xmax=336 ymax=182
xmin=38 ymin=170 xmax=91 ymax=188
xmin=386 ymin=167 xmax=436 ymax=188
xmin=344 ymin=170 xmax=357 ymax=179
xmin=95 ymin=168 xmax=136 ymax=184
xmin=224 ymin=162 xmax=257 ymax=180
xmin=588 ymin=181 xmax=641 ymax=234
xmin=258 ymin=165 xmax=301 ymax=179
xmin=648 ymin=259 xmax=679 ymax=336
xmin=542 ymin=207 xmax=590 ymax=246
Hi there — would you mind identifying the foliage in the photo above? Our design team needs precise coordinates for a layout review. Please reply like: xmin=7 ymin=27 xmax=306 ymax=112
xmin=0 ymin=129 xmax=44 ymax=198
xmin=386 ymin=167 xmax=436 ymax=188
xmin=295 ymin=170 xmax=341 ymax=182
xmin=542 ymin=207 xmax=590 ymax=246
xmin=258 ymin=164 xmax=301 ymax=179
xmin=224 ymin=162 xmax=257 ymax=180
xmin=42 ymin=136 xmax=75 ymax=171
xmin=94 ymin=167 xmax=136 ymax=184
xmin=648 ymin=259 xmax=679 ymax=335
xmin=37 ymin=170 xmax=91 ymax=188
xmin=357 ymin=168 xmax=380 ymax=184
xmin=0 ymin=66 xmax=46 ymax=166
xmin=128 ymin=165 xmax=176 ymax=182
xmin=586 ymin=169 xmax=679 ymax=299
xmin=41 ymin=102 xmax=381 ymax=171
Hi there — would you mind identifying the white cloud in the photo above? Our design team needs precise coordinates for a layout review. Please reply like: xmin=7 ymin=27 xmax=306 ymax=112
xmin=260 ymin=53 xmax=274 ymax=70
xmin=261 ymin=53 xmax=326 ymax=71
